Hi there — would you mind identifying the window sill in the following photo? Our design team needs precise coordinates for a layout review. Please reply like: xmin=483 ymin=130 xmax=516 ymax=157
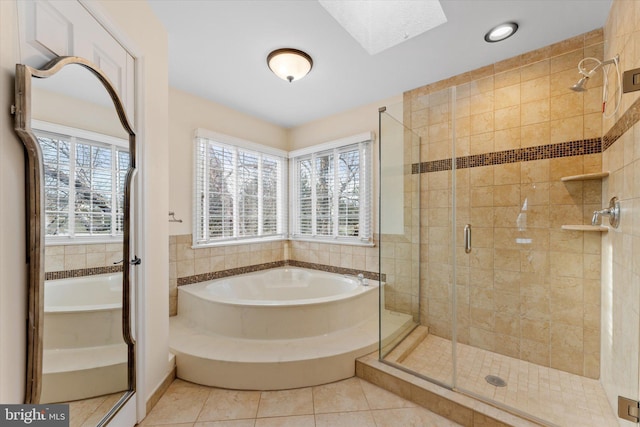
xmin=289 ymin=236 xmax=375 ymax=247
xmin=45 ymin=236 xmax=124 ymax=246
xmin=192 ymin=236 xmax=287 ymax=249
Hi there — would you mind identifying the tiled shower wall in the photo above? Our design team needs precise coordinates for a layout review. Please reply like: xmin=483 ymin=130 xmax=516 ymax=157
xmin=405 ymin=29 xmax=605 ymax=378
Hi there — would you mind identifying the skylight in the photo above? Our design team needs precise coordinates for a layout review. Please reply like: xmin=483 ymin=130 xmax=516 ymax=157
xmin=318 ymin=0 xmax=447 ymax=55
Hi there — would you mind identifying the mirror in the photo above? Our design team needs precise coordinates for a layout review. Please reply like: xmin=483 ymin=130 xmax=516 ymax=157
xmin=14 ymin=56 xmax=136 ymax=425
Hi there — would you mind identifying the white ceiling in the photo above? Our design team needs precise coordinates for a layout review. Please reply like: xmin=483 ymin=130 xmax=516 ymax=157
xmin=147 ymin=0 xmax=612 ymax=129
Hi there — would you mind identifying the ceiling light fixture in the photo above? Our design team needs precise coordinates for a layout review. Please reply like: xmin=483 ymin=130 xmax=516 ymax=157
xmin=267 ymin=48 xmax=313 ymax=83
xmin=484 ymin=22 xmax=518 ymax=43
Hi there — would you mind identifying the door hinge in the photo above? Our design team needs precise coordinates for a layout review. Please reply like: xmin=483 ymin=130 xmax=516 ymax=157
xmin=619 ymin=396 xmax=640 ymax=423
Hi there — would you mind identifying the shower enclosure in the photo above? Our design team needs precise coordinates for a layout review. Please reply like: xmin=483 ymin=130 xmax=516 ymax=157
xmin=378 ymin=82 xmax=638 ymax=426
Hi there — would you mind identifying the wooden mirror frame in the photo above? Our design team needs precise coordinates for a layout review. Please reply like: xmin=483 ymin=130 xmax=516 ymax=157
xmin=14 ymin=56 xmax=136 ymax=419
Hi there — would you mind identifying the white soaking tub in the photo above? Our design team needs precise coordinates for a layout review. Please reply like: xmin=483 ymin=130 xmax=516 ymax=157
xmin=177 ymin=267 xmax=378 ymax=340
xmin=41 ymin=273 xmax=127 ymax=403
xmin=169 ymin=266 xmax=412 ymax=390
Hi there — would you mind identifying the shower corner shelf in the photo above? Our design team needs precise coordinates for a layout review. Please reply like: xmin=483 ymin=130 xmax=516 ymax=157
xmin=560 ymin=172 xmax=609 ymax=182
xmin=561 ymin=225 xmax=609 ymax=232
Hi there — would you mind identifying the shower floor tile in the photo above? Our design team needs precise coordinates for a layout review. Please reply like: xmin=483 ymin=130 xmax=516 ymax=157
xmin=386 ymin=331 xmax=618 ymax=427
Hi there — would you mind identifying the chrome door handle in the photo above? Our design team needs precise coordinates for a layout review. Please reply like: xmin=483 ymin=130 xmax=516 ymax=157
xmin=464 ymin=224 xmax=472 ymax=254
xmin=113 ymin=256 xmax=142 ymax=265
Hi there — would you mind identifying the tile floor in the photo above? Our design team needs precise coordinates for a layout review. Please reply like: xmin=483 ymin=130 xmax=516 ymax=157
xmin=68 ymin=392 xmax=125 ymax=427
xmin=386 ymin=328 xmax=618 ymax=427
xmin=138 ymin=377 xmax=462 ymax=427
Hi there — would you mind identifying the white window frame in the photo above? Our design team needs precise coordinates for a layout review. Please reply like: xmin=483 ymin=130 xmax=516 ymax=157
xmin=193 ymin=129 xmax=288 ymax=247
xmin=32 ymin=120 xmax=129 ymax=245
xmin=289 ymin=132 xmax=373 ymax=246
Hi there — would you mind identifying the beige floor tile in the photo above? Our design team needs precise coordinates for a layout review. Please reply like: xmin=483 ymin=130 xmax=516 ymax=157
xmin=78 ymin=393 xmax=125 ymax=427
xmin=197 ymin=389 xmax=260 ymax=422
xmin=256 ymin=388 xmax=313 ymax=418
xmin=314 ymin=410 xmax=377 ymax=427
xmin=371 ymin=407 xmax=463 ymax=427
xmin=145 ymin=424 xmax=194 ymax=427
xmin=195 ymin=421 xmax=254 ymax=427
xmin=143 ymin=380 xmax=210 ymax=425
xmin=68 ymin=394 xmax=114 ymax=427
xmin=358 ymin=378 xmax=417 ymax=410
xmin=312 ymin=377 xmax=370 ymax=414
xmin=253 ymin=415 xmax=315 ymax=427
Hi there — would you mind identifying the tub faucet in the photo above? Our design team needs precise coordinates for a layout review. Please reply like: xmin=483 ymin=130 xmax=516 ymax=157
xmin=357 ymin=273 xmax=369 ymax=286
xmin=345 ymin=273 xmax=369 ymax=286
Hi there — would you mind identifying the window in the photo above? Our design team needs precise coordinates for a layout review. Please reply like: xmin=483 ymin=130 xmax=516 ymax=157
xmin=33 ymin=120 xmax=129 ymax=241
xmin=193 ymin=129 xmax=287 ymax=246
xmin=290 ymin=133 xmax=373 ymax=244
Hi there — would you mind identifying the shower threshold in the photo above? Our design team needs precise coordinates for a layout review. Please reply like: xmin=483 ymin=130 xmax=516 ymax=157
xmin=361 ymin=326 xmax=618 ymax=427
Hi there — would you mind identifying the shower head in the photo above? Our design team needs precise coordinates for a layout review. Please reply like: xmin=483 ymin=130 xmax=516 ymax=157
xmin=569 ymin=56 xmax=618 ymax=92
xmin=570 ymin=76 xmax=590 ymax=92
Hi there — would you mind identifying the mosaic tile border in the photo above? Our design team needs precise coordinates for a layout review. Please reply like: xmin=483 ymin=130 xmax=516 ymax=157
xmin=602 ymin=95 xmax=640 ymax=151
xmin=177 ymin=261 xmax=286 ymax=286
xmin=287 ymin=260 xmax=384 ymax=282
xmin=411 ymin=138 xmax=602 ymax=174
xmin=177 ymin=260 xmax=383 ymax=286
xmin=409 ymin=95 xmax=640 ymax=176
xmin=45 ymin=265 xmax=123 ymax=281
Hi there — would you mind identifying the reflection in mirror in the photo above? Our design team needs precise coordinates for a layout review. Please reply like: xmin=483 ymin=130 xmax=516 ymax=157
xmin=15 ymin=58 xmax=135 ymax=426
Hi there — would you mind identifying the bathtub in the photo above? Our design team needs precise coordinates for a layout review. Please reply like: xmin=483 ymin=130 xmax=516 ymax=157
xmin=177 ymin=267 xmax=379 ymax=340
xmin=44 ymin=273 xmax=124 ymax=348
xmin=41 ymin=273 xmax=127 ymax=403
xmin=171 ymin=266 xmax=416 ymax=390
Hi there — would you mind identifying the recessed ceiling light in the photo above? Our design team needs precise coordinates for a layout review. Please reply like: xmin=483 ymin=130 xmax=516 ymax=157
xmin=484 ymin=22 xmax=518 ymax=43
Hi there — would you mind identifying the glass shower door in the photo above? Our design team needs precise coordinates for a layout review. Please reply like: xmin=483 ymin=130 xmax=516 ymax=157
xmin=378 ymin=103 xmax=421 ymax=361
xmin=379 ymin=88 xmax=457 ymax=390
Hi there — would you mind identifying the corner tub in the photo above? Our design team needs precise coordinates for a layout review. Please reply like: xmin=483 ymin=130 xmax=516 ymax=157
xmin=41 ymin=273 xmax=127 ymax=403
xmin=177 ymin=267 xmax=378 ymax=340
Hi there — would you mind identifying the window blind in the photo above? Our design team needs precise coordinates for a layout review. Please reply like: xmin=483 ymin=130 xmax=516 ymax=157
xmin=193 ymin=133 xmax=287 ymax=246
xmin=290 ymin=135 xmax=372 ymax=244
xmin=33 ymin=121 xmax=129 ymax=241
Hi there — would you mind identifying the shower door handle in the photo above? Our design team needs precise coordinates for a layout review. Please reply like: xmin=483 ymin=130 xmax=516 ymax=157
xmin=464 ymin=224 xmax=472 ymax=254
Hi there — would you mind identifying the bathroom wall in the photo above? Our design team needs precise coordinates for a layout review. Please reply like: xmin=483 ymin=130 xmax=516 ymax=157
xmin=167 ymin=88 xmax=289 ymax=314
xmin=44 ymin=243 xmax=123 ymax=275
xmin=0 ymin=0 xmax=172 ymax=408
xmin=167 ymin=88 xmax=288 ymax=237
xmin=0 ymin=0 xmax=27 ymax=402
xmin=168 ymin=92 xmax=401 ymax=315
xmin=406 ymin=29 xmax=605 ymax=378
xmin=34 ymin=88 xmax=128 ymax=279
xmin=601 ymin=0 xmax=640 ymax=418
xmin=288 ymin=96 xmax=402 ymax=289
xmin=94 ymin=0 xmax=173 ymax=411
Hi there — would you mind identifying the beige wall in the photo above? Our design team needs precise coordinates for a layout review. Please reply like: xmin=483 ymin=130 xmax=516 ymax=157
xmin=288 ymin=95 xmax=401 ymax=150
xmin=45 ymin=243 xmax=123 ymax=273
xmin=2 ymin=0 xmax=171 ymax=406
xmin=32 ymin=88 xmax=127 ymax=139
xmin=0 ymin=0 xmax=27 ymax=403
xmin=601 ymin=0 xmax=640 ymax=419
xmin=96 ymin=0 xmax=172 ymax=408
xmin=405 ymin=30 xmax=605 ymax=378
xmin=168 ymin=87 xmax=288 ymax=237
xmin=167 ymin=92 xmax=402 ymax=316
